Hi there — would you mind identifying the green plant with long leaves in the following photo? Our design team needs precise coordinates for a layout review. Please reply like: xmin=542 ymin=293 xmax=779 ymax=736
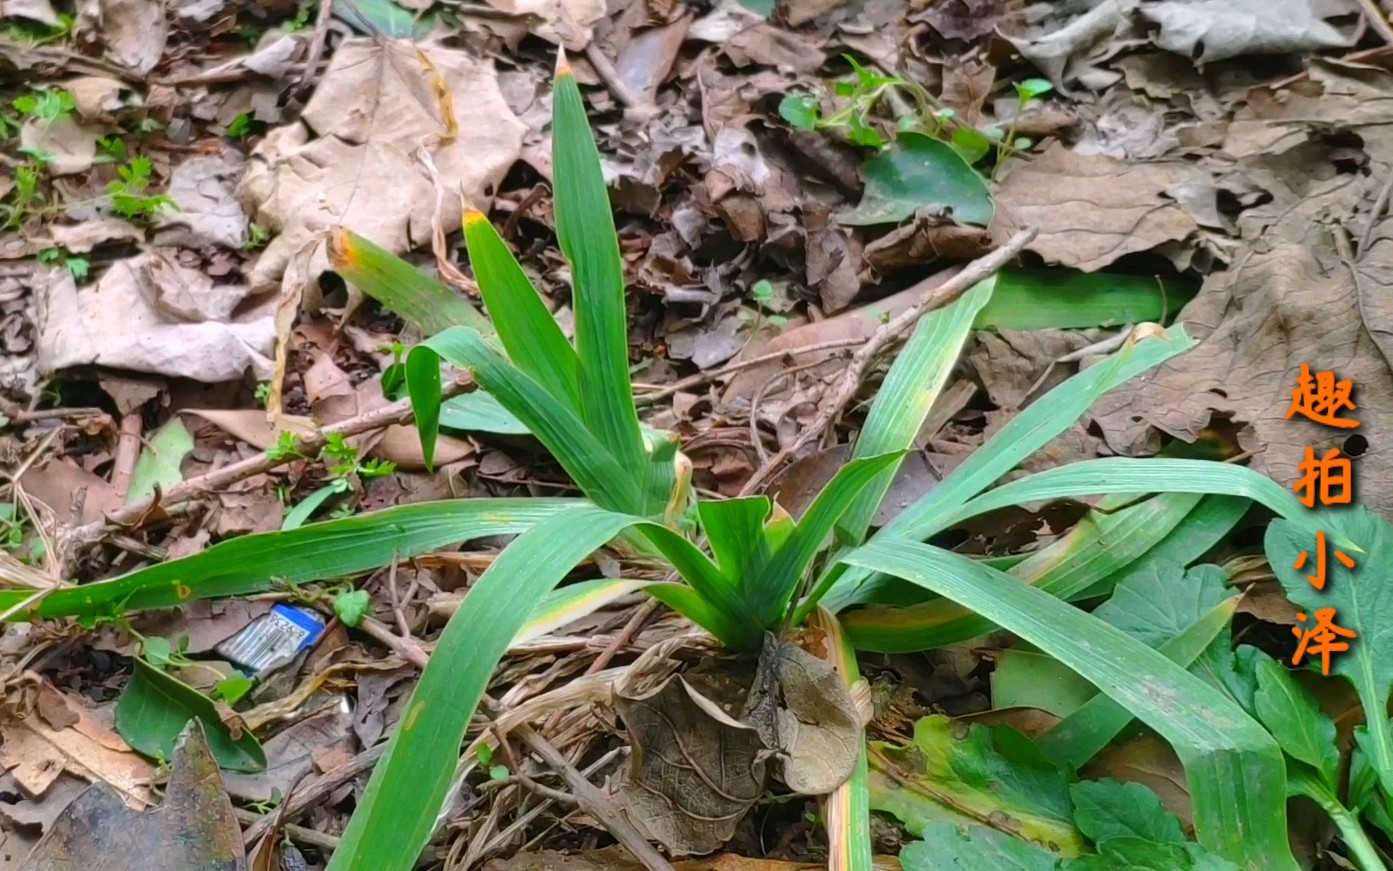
xmin=8 ymin=51 xmax=1354 ymax=871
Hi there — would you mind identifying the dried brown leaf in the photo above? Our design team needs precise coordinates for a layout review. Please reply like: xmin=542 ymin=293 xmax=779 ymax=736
xmin=616 ymin=673 xmax=768 ymax=856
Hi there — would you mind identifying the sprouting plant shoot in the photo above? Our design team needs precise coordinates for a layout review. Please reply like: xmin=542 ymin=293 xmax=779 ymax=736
xmin=108 ymin=156 xmax=174 ymax=220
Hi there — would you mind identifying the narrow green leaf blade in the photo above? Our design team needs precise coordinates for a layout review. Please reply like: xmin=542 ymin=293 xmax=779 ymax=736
xmin=551 ymin=62 xmax=647 ymax=472
xmin=462 ymin=209 xmax=581 ymax=410
xmin=409 ymin=328 xmax=641 ymax=511
xmin=841 ymin=279 xmax=993 ymax=544
xmin=0 ymin=499 xmax=574 ymax=620
xmin=698 ymin=497 xmax=772 ymax=581
xmin=842 ymin=539 xmax=1298 ymax=871
xmin=116 ymin=659 xmax=266 ymax=772
xmin=329 ymin=228 xmax=492 ymax=337
xmin=327 ymin=506 xmax=638 ymax=871
xmin=822 ymin=323 xmax=1197 ymax=612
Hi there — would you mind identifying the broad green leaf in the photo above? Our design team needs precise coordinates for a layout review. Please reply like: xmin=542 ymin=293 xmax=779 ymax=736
xmin=1253 ymin=654 xmax=1340 ymax=790
xmin=1092 ymin=563 xmax=1232 ymax=648
xmin=972 ymin=269 xmax=1196 ymax=331
xmin=126 ymin=418 xmax=193 ymax=505
xmin=842 ymin=540 xmax=1298 ymax=871
xmin=900 ymin=822 xmax=1059 ymax=871
xmin=327 ymin=228 xmax=491 ymax=337
xmin=778 ymin=94 xmax=819 ymax=129
xmin=840 ymin=279 xmax=993 ymax=544
xmin=698 ymin=497 xmax=772 ymax=583
xmin=331 ymin=0 xmax=440 ymax=37
xmin=822 ymin=323 xmax=1196 ymax=613
xmin=761 ymin=452 xmax=902 ymax=625
xmin=1064 ymin=838 xmax=1240 ymax=871
xmin=116 ymin=659 xmax=266 ymax=772
xmin=643 ymin=582 xmax=748 ymax=648
xmin=0 ymin=499 xmax=573 ymax=621
xmin=551 ymin=63 xmax=648 ymax=478
xmin=327 ymin=505 xmax=640 ymax=871
xmin=462 ymin=209 xmax=581 ymax=410
xmin=1070 ymin=779 xmax=1186 ymax=847
xmin=1265 ymin=506 xmax=1391 ymax=792
xmin=1036 ymin=574 xmax=1242 ymax=769
xmin=837 ymin=132 xmax=992 ymax=227
xmin=869 ymin=714 xmax=1085 ymax=855
xmin=993 ymin=650 xmax=1098 ymax=718
xmin=438 ymin=391 xmax=530 ymax=435
xmin=407 ymin=328 xmax=640 ymax=510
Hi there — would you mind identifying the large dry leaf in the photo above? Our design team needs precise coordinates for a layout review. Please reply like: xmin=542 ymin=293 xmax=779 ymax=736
xmin=1090 ymin=183 xmax=1393 ymax=511
xmin=20 ymin=721 xmax=242 ymax=871
xmin=35 ymin=258 xmax=276 ymax=382
xmin=19 ymin=116 xmax=99 ymax=176
xmin=1139 ymin=0 xmax=1350 ymax=64
xmin=991 ymin=143 xmax=1206 ymax=271
xmin=97 ymin=0 xmax=168 ymax=75
xmin=237 ymin=38 xmax=524 ymax=292
xmin=741 ymin=635 xmax=866 ymax=796
xmin=616 ymin=673 xmax=768 ymax=856
xmin=0 ymin=678 xmax=153 ymax=809
xmin=480 ymin=0 xmax=606 ymax=49
xmin=154 ymin=154 xmax=249 ymax=250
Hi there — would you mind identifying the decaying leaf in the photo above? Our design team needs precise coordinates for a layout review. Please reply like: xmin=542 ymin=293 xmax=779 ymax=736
xmin=20 ymin=720 xmax=243 ymax=871
xmin=237 ymin=38 xmax=524 ymax=293
xmin=1139 ymin=0 xmax=1350 ymax=64
xmin=869 ymin=714 xmax=1087 ymax=856
xmin=97 ymin=0 xmax=169 ymax=75
xmin=34 ymin=259 xmax=276 ymax=382
xmin=615 ymin=672 xmax=768 ymax=856
xmin=0 ymin=676 xmax=153 ymax=810
xmin=19 ymin=115 xmax=100 ymax=176
xmin=992 ymin=143 xmax=1207 ymax=271
xmin=741 ymin=634 xmax=867 ymax=796
xmin=154 ymin=154 xmax=250 ymax=250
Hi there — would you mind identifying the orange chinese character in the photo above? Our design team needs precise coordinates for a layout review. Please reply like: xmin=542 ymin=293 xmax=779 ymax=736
xmin=1293 ymin=530 xmax=1356 ymax=591
xmin=1294 ymin=447 xmax=1352 ymax=507
xmin=1292 ymin=608 xmax=1357 ymax=675
xmin=1287 ymin=363 xmax=1358 ymax=428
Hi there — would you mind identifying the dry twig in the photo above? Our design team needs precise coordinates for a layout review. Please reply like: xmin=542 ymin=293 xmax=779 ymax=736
xmin=739 ymin=227 xmax=1039 ymax=496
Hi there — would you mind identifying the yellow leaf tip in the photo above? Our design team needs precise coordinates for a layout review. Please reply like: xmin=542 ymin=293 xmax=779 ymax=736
xmin=463 ymin=209 xmax=488 ymax=227
xmin=555 ymin=47 xmax=571 ymax=78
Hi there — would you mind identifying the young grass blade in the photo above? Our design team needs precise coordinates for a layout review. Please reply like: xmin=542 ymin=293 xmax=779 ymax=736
xmin=551 ymin=58 xmax=647 ymax=473
xmin=326 ymin=506 xmax=640 ymax=871
xmin=758 ymin=452 xmax=902 ymax=627
xmin=407 ymin=328 xmax=641 ymax=511
xmin=698 ymin=497 xmax=773 ymax=581
xmin=461 ymin=210 xmax=582 ymax=410
xmin=328 ymin=228 xmax=493 ymax=337
xmin=638 ymin=524 xmax=763 ymax=647
xmin=820 ymin=323 xmax=1196 ymax=612
xmin=812 ymin=607 xmax=874 ymax=871
xmin=644 ymin=582 xmax=749 ymax=648
xmin=0 ymin=499 xmax=575 ymax=620
xmin=841 ymin=540 xmax=1298 ymax=871
xmin=839 ymin=279 xmax=993 ymax=545
xmin=1035 ymin=594 xmax=1240 ymax=770
xmin=930 ymin=459 xmax=1319 ymax=540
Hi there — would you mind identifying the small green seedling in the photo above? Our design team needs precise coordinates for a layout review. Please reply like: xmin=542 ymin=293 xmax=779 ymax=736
xmin=37 ymin=246 xmax=90 ymax=282
xmin=108 ymin=157 xmax=174 ymax=221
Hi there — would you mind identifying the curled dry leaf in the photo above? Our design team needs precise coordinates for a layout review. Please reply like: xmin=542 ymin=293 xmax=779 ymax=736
xmin=741 ymin=635 xmax=868 ymax=796
xmin=35 ymin=259 xmax=276 ymax=382
xmin=19 ymin=720 xmax=242 ymax=871
xmin=615 ymin=671 xmax=768 ymax=856
xmin=19 ymin=116 xmax=100 ymax=176
xmin=154 ymin=153 xmax=250 ymax=250
xmin=237 ymin=38 xmax=524 ymax=293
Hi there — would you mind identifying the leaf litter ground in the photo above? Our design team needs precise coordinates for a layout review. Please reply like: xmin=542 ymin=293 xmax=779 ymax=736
xmin=0 ymin=0 xmax=1391 ymax=868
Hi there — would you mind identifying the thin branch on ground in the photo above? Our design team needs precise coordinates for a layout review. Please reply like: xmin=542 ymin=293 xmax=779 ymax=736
xmin=633 ymin=338 xmax=863 ymax=407
xmin=739 ymin=227 xmax=1039 ymax=496
xmin=62 ymin=377 xmax=475 ymax=552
